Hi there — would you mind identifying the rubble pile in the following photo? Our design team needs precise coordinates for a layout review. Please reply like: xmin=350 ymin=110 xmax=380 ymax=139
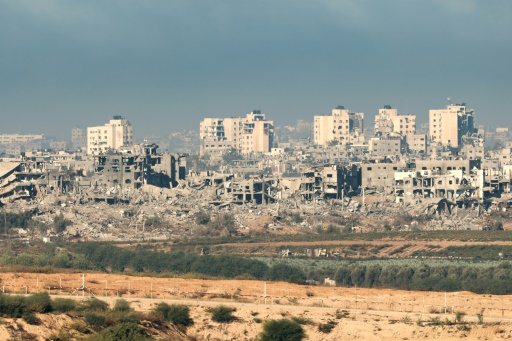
xmin=1 ymin=143 xmax=511 ymax=243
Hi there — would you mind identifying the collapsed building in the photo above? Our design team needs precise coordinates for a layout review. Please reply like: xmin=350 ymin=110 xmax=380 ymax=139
xmin=0 ymin=144 xmax=186 ymax=205
xmin=299 ymin=164 xmax=360 ymax=200
xmin=93 ymin=145 xmax=185 ymax=189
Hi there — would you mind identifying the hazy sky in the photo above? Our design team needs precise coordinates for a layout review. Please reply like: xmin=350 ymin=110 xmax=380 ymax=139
xmin=0 ymin=0 xmax=511 ymax=139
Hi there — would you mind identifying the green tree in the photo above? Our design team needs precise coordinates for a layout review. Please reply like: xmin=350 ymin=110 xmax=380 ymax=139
xmin=195 ymin=210 xmax=211 ymax=225
xmin=53 ymin=214 xmax=72 ymax=233
xmin=260 ymin=319 xmax=305 ymax=341
xmin=266 ymin=264 xmax=306 ymax=284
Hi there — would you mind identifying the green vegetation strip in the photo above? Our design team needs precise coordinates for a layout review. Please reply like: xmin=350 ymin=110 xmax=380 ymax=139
xmin=3 ymin=242 xmax=512 ymax=294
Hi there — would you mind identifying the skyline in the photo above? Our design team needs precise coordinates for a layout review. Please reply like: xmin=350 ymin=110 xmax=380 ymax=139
xmin=1 ymin=0 xmax=511 ymax=139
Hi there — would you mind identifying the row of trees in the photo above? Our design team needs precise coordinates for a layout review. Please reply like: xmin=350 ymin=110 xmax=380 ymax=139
xmin=333 ymin=262 xmax=512 ymax=294
xmin=1 ymin=243 xmax=308 ymax=284
xmin=6 ymin=241 xmax=512 ymax=295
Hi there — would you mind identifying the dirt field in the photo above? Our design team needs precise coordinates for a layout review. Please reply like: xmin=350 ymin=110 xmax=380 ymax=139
xmin=208 ymin=238 xmax=512 ymax=258
xmin=1 ymin=271 xmax=512 ymax=340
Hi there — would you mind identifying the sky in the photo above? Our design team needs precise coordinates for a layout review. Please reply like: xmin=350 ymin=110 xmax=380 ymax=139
xmin=0 ymin=0 xmax=511 ymax=139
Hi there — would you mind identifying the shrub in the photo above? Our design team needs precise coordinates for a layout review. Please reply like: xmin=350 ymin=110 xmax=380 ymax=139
xmin=25 ymin=292 xmax=52 ymax=313
xmin=455 ymin=311 xmax=466 ymax=323
xmin=141 ymin=312 xmax=164 ymax=326
xmin=155 ymin=303 xmax=193 ymax=327
xmin=69 ymin=321 xmax=89 ymax=333
xmin=99 ymin=322 xmax=148 ymax=341
xmin=48 ymin=330 xmax=72 ymax=341
xmin=207 ymin=305 xmax=238 ymax=323
xmin=54 ymin=214 xmax=72 ymax=233
xmin=318 ymin=320 xmax=337 ymax=333
xmin=289 ymin=213 xmax=303 ymax=224
xmin=477 ymin=309 xmax=485 ymax=324
xmin=115 ymin=313 xmax=139 ymax=325
xmin=113 ymin=299 xmax=131 ymax=313
xmin=0 ymin=294 xmax=25 ymax=317
xmin=325 ymin=224 xmax=339 ymax=234
xmin=79 ymin=298 xmax=109 ymax=313
xmin=85 ymin=312 xmax=106 ymax=330
xmin=260 ymin=319 xmax=305 ymax=341
xmin=52 ymin=298 xmax=76 ymax=313
xmin=195 ymin=211 xmax=211 ymax=225
xmin=209 ymin=213 xmax=236 ymax=233
xmin=145 ymin=216 xmax=164 ymax=229
xmin=22 ymin=310 xmax=40 ymax=325
xmin=290 ymin=316 xmax=313 ymax=325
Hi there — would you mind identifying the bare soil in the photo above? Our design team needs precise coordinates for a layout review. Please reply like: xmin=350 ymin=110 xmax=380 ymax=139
xmin=1 ymin=271 xmax=512 ymax=340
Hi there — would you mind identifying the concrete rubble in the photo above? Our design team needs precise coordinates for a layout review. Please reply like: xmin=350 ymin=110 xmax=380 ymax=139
xmin=0 ymin=142 xmax=511 ymax=244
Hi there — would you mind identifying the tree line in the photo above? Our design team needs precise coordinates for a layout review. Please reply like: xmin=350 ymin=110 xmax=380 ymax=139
xmin=0 ymin=242 xmax=307 ymax=284
xmin=332 ymin=262 xmax=512 ymax=294
xmin=3 ymin=242 xmax=512 ymax=295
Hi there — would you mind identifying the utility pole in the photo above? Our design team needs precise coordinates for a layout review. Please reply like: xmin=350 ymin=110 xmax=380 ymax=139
xmin=341 ymin=188 xmax=344 ymax=212
xmin=264 ymin=282 xmax=267 ymax=304
xmin=444 ymin=292 xmax=447 ymax=314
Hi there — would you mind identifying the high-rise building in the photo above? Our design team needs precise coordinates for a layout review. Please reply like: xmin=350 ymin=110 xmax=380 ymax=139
xmin=313 ymin=106 xmax=364 ymax=146
xmin=87 ymin=116 xmax=133 ymax=155
xmin=374 ymin=105 xmax=416 ymax=139
xmin=429 ymin=103 xmax=476 ymax=148
xmin=71 ymin=128 xmax=86 ymax=150
xmin=199 ymin=111 xmax=274 ymax=155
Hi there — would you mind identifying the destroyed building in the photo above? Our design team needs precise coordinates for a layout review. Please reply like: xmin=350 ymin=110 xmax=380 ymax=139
xmin=92 ymin=144 xmax=185 ymax=194
xmin=300 ymin=164 xmax=360 ymax=200
xmin=0 ymin=144 xmax=186 ymax=205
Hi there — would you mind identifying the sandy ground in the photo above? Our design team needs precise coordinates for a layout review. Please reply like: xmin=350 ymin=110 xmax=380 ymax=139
xmin=1 ymin=271 xmax=512 ymax=339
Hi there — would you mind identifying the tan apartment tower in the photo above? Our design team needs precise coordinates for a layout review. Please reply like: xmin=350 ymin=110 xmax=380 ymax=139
xmin=374 ymin=105 xmax=416 ymax=139
xmin=314 ymin=106 xmax=364 ymax=146
xmin=87 ymin=116 xmax=133 ymax=155
xmin=200 ymin=110 xmax=274 ymax=155
xmin=429 ymin=103 xmax=475 ymax=148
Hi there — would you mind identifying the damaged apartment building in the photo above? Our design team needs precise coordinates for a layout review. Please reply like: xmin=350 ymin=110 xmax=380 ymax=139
xmin=0 ymin=156 xmax=76 ymax=202
xmin=360 ymin=158 xmax=491 ymax=205
xmin=0 ymin=144 xmax=186 ymax=204
xmin=300 ymin=164 xmax=360 ymax=200
xmin=90 ymin=144 xmax=186 ymax=201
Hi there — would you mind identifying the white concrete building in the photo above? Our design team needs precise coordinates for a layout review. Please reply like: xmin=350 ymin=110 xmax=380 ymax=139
xmin=87 ymin=116 xmax=133 ymax=155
